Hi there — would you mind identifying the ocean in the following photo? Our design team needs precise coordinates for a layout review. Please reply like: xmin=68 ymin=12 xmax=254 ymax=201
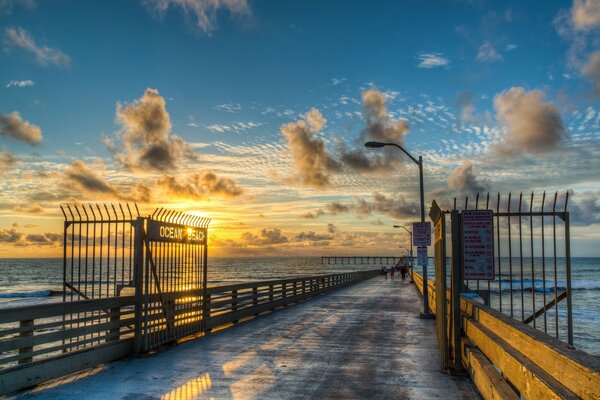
xmin=0 ymin=257 xmax=598 ymax=357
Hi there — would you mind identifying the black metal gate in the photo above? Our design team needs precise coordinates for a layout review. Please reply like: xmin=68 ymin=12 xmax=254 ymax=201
xmin=430 ymin=192 xmax=573 ymax=372
xmin=62 ymin=204 xmax=209 ymax=353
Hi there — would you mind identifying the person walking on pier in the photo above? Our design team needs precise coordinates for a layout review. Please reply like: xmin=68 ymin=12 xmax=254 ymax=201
xmin=390 ymin=266 xmax=395 ymax=279
xmin=400 ymin=264 xmax=408 ymax=280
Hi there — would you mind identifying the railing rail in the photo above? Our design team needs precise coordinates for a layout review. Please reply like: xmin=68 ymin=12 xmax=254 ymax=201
xmin=412 ymin=271 xmax=600 ymax=400
xmin=0 ymin=269 xmax=378 ymax=395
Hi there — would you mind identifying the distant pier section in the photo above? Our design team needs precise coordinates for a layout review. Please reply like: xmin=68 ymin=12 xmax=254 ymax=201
xmin=321 ymin=256 xmax=408 ymax=265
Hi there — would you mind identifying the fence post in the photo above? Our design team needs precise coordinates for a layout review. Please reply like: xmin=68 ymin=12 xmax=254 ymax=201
xmin=450 ymin=210 xmax=464 ymax=372
xmin=18 ymin=319 xmax=34 ymax=364
xmin=108 ymin=307 xmax=120 ymax=342
xmin=204 ymin=293 xmax=212 ymax=333
xmin=133 ymin=217 xmax=144 ymax=354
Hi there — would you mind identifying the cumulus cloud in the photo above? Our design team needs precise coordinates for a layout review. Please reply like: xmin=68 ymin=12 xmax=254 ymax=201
xmin=12 ymin=203 xmax=44 ymax=214
xmin=281 ymin=108 xmax=340 ymax=188
xmin=493 ymin=87 xmax=565 ymax=155
xmin=477 ymin=41 xmax=503 ymax=62
xmin=111 ymin=88 xmax=196 ymax=172
xmin=448 ymin=162 xmax=489 ymax=195
xmin=0 ymin=151 xmax=17 ymax=172
xmin=157 ymin=171 xmax=243 ymax=200
xmin=144 ymin=0 xmax=250 ymax=35
xmin=3 ymin=27 xmax=70 ymax=67
xmin=339 ymin=89 xmax=410 ymax=173
xmin=417 ymin=53 xmax=449 ymax=69
xmin=0 ymin=111 xmax=42 ymax=145
xmin=582 ymin=51 xmax=600 ymax=96
xmin=571 ymin=0 xmax=600 ymax=30
xmin=64 ymin=160 xmax=152 ymax=202
xmin=241 ymin=228 xmax=288 ymax=245
xmin=25 ymin=232 xmax=61 ymax=246
xmin=6 ymin=80 xmax=34 ymax=88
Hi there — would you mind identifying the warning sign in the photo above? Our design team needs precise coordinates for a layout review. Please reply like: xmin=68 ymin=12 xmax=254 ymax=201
xmin=412 ymin=222 xmax=431 ymax=247
xmin=462 ymin=210 xmax=494 ymax=280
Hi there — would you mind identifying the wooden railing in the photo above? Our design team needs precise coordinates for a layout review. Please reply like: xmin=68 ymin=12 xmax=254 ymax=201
xmin=412 ymin=272 xmax=600 ymax=400
xmin=0 ymin=269 xmax=379 ymax=395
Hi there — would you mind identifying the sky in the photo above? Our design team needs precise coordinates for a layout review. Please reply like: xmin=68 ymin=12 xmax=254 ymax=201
xmin=1 ymin=0 xmax=600 ymax=257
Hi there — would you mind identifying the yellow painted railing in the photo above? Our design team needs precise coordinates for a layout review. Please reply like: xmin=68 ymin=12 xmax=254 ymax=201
xmin=412 ymin=272 xmax=600 ymax=400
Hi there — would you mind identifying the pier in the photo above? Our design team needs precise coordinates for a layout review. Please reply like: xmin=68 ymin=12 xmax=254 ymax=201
xmin=321 ymin=256 xmax=407 ymax=265
xmin=13 ymin=276 xmax=478 ymax=399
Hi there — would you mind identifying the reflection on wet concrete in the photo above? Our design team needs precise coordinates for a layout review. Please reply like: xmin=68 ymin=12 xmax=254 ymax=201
xmin=15 ymin=278 xmax=480 ymax=399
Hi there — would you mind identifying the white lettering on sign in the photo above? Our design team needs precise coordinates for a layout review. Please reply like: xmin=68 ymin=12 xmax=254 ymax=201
xmin=147 ymin=220 xmax=206 ymax=244
xmin=462 ymin=210 xmax=494 ymax=280
xmin=413 ymin=222 xmax=431 ymax=247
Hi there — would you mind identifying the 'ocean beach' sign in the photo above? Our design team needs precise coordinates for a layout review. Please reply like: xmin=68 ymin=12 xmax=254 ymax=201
xmin=147 ymin=220 xmax=206 ymax=244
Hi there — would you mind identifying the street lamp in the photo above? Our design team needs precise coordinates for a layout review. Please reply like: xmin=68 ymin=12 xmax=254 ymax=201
xmin=366 ymin=141 xmax=432 ymax=318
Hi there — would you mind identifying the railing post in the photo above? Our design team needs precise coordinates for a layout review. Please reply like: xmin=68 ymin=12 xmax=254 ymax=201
xmin=133 ymin=217 xmax=144 ymax=354
xmin=269 ymin=284 xmax=274 ymax=310
xmin=18 ymin=319 xmax=33 ymax=364
xmin=282 ymin=283 xmax=287 ymax=306
xmin=204 ymin=293 xmax=212 ymax=333
xmin=108 ymin=307 xmax=120 ymax=342
xmin=232 ymin=290 xmax=238 ymax=323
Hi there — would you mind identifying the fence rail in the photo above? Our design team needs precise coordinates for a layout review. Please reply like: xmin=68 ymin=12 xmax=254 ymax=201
xmin=412 ymin=271 xmax=600 ymax=400
xmin=0 ymin=269 xmax=378 ymax=395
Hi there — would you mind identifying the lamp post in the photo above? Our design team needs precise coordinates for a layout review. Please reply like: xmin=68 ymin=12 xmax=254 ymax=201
xmin=366 ymin=141 xmax=431 ymax=318
xmin=393 ymin=225 xmax=414 ymax=281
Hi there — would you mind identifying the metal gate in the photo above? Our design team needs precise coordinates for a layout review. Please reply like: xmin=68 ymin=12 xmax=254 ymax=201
xmin=62 ymin=204 xmax=209 ymax=353
xmin=430 ymin=192 xmax=573 ymax=372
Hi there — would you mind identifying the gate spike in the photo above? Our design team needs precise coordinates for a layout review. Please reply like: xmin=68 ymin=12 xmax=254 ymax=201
xmin=475 ymin=192 xmax=480 ymax=209
xmin=486 ymin=192 xmax=490 ymax=209
xmin=66 ymin=204 xmax=75 ymax=221
xmin=507 ymin=192 xmax=512 ymax=213
xmin=552 ymin=191 xmax=558 ymax=212
xmin=74 ymin=204 xmax=82 ymax=221
xmin=564 ymin=191 xmax=569 ymax=212
xmin=111 ymin=204 xmax=118 ymax=220
xmin=60 ymin=205 xmax=67 ymax=220
xmin=126 ymin=203 xmax=133 ymax=219
xmin=82 ymin=204 xmax=90 ymax=220
xmin=134 ymin=203 xmax=140 ymax=217
xmin=541 ymin=192 xmax=546 ymax=213
xmin=119 ymin=204 xmax=125 ymax=219
xmin=89 ymin=203 xmax=97 ymax=220
xmin=152 ymin=207 xmax=160 ymax=218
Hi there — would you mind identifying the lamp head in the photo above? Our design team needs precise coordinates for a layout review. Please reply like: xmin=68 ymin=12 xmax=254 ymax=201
xmin=364 ymin=141 xmax=386 ymax=149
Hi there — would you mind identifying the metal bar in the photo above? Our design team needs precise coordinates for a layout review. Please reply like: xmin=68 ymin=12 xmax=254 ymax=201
xmin=552 ymin=192 xmax=559 ymax=339
xmin=523 ymin=290 xmax=567 ymax=324
xmin=507 ymin=192 xmax=513 ymax=318
xmin=564 ymin=193 xmax=573 ymax=345
xmin=540 ymin=192 xmax=547 ymax=333
xmin=496 ymin=192 xmax=502 ymax=312
xmin=529 ymin=192 xmax=535 ymax=329
xmin=518 ymin=193 xmax=524 ymax=322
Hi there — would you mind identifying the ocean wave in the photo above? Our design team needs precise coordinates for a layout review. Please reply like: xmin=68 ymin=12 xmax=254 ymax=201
xmin=0 ymin=290 xmax=62 ymax=299
xmin=482 ymin=279 xmax=600 ymax=293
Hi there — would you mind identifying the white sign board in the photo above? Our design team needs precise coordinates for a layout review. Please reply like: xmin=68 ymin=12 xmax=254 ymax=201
xmin=417 ymin=246 xmax=428 ymax=267
xmin=412 ymin=222 xmax=431 ymax=247
xmin=462 ymin=210 xmax=494 ymax=280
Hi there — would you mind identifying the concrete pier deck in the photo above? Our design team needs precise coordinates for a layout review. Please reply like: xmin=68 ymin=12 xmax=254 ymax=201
xmin=15 ymin=276 xmax=480 ymax=400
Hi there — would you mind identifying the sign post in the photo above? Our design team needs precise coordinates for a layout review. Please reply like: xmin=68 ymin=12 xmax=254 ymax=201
xmin=417 ymin=246 xmax=428 ymax=267
xmin=412 ymin=222 xmax=431 ymax=247
xmin=461 ymin=210 xmax=494 ymax=280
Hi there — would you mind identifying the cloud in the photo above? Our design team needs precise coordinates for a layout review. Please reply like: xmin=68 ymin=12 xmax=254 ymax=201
xmin=304 ymin=192 xmax=419 ymax=221
xmin=565 ymin=190 xmax=600 ymax=226
xmin=63 ymin=160 xmax=152 ymax=202
xmin=0 ymin=0 xmax=35 ymax=14
xmin=6 ymin=80 xmax=34 ymax=88
xmin=417 ymin=53 xmax=449 ymax=69
xmin=281 ymin=108 xmax=340 ymax=188
xmin=241 ymin=228 xmax=288 ymax=245
xmin=571 ymin=0 xmax=600 ymax=30
xmin=477 ymin=41 xmax=503 ymax=62
xmin=214 ymin=103 xmax=241 ymax=113
xmin=294 ymin=231 xmax=333 ymax=242
xmin=143 ymin=0 xmax=251 ymax=35
xmin=492 ymin=87 xmax=565 ymax=155
xmin=0 ymin=228 xmax=24 ymax=243
xmin=13 ymin=203 xmax=44 ymax=214
xmin=0 ymin=151 xmax=17 ymax=172
xmin=327 ymin=223 xmax=337 ymax=234
xmin=457 ymin=92 xmax=475 ymax=122
xmin=111 ymin=88 xmax=196 ymax=172
xmin=25 ymin=232 xmax=61 ymax=246
xmin=339 ymin=88 xmax=410 ymax=173
xmin=157 ymin=171 xmax=243 ymax=200
xmin=582 ymin=51 xmax=600 ymax=96
xmin=448 ymin=162 xmax=489 ymax=195
xmin=0 ymin=111 xmax=42 ymax=145
xmin=3 ymin=27 xmax=70 ymax=67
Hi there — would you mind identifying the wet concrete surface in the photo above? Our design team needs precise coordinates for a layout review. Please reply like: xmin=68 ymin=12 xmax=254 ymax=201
xmin=14 ymin=276 xmax=480 ymax=399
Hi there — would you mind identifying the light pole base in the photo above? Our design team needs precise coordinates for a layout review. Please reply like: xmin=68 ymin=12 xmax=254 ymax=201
xmin=419 ymin=312 xmax=435 ymax=319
